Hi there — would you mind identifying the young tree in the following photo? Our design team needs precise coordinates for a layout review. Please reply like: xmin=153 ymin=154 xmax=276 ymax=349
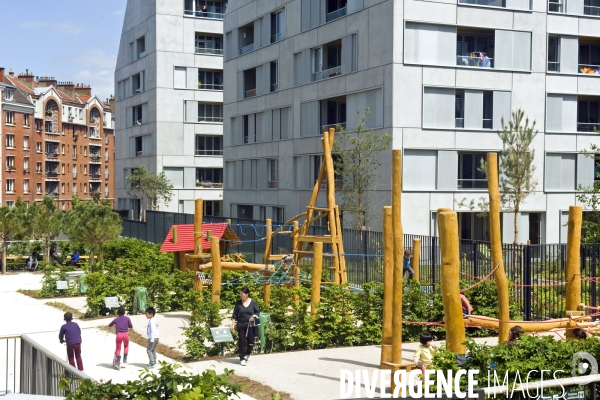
xmin=0 ymin=198 xmax=30 ymax=274
xmin=64 ymin=198 xmax=122 ymax=265
xmin=332 ymin=108 xmax=392 ymax=229
xmin=576 ymin=130 xmax=600 ymax=243
xmin=460 ymin=109 xmax=538 ymax=245
xmin=29 ymin=196 xmax=64 ymax=262
xmin=126 ymin=165 xmax=174 ymax=220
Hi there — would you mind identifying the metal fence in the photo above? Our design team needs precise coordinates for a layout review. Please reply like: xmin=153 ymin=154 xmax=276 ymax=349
xmin=121 ymin=211 xmax=600 ymax=321
xmin=0 ymin=334 xmax=91 ymax=396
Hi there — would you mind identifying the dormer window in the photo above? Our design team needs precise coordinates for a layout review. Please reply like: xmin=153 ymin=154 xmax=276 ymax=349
xmin=3 ymin=90 xmax=13 ymax=101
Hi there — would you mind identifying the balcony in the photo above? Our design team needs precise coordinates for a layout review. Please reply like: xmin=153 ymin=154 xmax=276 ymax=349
xmin=459 ymin=0 xmax=531 ymax=9
xmin=458 ymin=179 xmax=489 ymax=189
xmin=271 ymin=82 xmax=279 ymax=92
xmin=195 ymin=181 xmax=223 ymax=188
xmin=321 ymin=123 xmax=346 ymax=133
xmin=90 ymin=154 xmax=101 ymax=160
xmin=195 ymin=47 xmax=223 ymax=55
xmin=185 ymin=9 xmax=224 ymax=19
xmin=326 ymin=6 xmax=347 ymax=22
xmin=90 ymin=172 xmax=101 ymax=178
xmin=240 ymin=43 xmax=255 ymax=55
xmin=245 ymin=89 xmax=256 ymax=99
xmin=456 ymin=53 xmax=494 ymax=68
xmin=45 ymin=151 xmax=59 ymax=158
xmin=195 ymin=149 xmax=223 ymax=156
xmin=46 ymin=191 xmax=59 ymax=197
xmin=5 ymin=166 xmax=15 ymax=172
xmin=313 ymin=65 xmax=342 ymax=82
xmin=549 ymin=0 xmax=600 ymax=15
xmin=577 ymin=123 xmax=600 ymax=132
xmin=46 ymin=171 xmax=59 ymax=178
xmin=271 ymin=32 xmax=282 ymax=43
xmin=200 ymin=83 xmax=223 ymax=90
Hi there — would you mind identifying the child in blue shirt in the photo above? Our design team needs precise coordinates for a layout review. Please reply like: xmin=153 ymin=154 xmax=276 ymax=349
xmin=403 ymin=250 xmax=414 ymax=280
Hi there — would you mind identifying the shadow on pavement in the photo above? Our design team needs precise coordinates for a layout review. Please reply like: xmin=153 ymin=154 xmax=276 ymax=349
xmin=319 ymin=357 xmax=379 ymax=369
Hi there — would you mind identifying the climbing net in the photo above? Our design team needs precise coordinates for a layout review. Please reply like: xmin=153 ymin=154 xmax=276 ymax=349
xmin=220 ymin=257 xmax=312 ymax=286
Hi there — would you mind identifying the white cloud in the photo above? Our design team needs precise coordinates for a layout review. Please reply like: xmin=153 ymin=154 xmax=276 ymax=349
xmin=71 ymin=50 xmax=117 ymax=70
xmin=113 ymin=10 xmax=122 ymax=16
xmin=19 ymin=21 xmax=46 ymax=28
xmin=73 ymin=69 xmax=115 ymax=100
xmin=55 ymin=23 xmax=84 ymax=35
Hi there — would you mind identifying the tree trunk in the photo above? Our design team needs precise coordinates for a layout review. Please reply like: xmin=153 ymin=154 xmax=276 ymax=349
xmin=98 ymin=244 xmax=104 ymax=264
xmin=513 ymin=209 xmax=519 ymax=245
xmin=45 ymin=238 xmax=50 ymax=265
xmin=89 ymin=248 xmax=94 ymax=270
xmin=2 ymin=239 xmax=6 ymax=274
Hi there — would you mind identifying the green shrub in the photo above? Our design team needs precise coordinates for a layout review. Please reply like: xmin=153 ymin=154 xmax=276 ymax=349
xmin=59 ymin=362 xmax=241 ymax=399
xmin=39 ymin=263 xmax=78 ymax=298
xmin=182 ymin=293 xmax=224 ymax=359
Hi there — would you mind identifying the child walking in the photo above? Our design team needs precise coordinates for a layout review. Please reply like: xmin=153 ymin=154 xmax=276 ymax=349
xmin=59 ymin=312 xmax=84 ymax=371
xmin=145 ymin=307 xmax=160 ymax=368
xmin=108 ymin=306 xmax=133 ymax=370
xmin=413 ymin=332 xmax=438 ymax=373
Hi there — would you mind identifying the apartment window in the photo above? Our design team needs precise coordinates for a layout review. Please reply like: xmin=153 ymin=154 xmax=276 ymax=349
xmin=546 ymin=153 xmax=576 ymax=190
xmin=84 ymin=165 xmax=87 ymax=175
xmin=271 ymin=10 xmax=284 ymax=43
xmin=243 ymin=68 xmax=257 ymax=98
xmin=548 ymin=35 xmax=560 ymax=72
xmin=3 ymin=89 xmax=13 ymax=101
xmin=6 ymin=201 xmax=14 ymax=208
xmin=72 ymin=145 xmax=77 ymax=158
xmin=6 ymin=156 xmax=14 ymax=170
xmin=6 ymin=179 xmax=14 ymax=193
xmin=198 ymin=70 xmax=223 ymax=90
xmin=36 ymin=120 xmax=42 ymax=132
xmin=105 ymin=148 xmax=109 ymax=161
xmin=577 ymin=99 xmax=600 ymax=132
xmin=268 ymin=159 xmax=278 ymax=188
xmin=273 ymin=207 xmax=285 ymax=223
xmin=239 ymin=22 xmax=256 ymax=55
xmin=23 ymin=114 xmax=29 ymax=127
xmin=105 ymin=183 xmax=109 ymax=196
xmin=132 ymin=105 xmax=143 ymax=125
xmin=455 ymin=90 xmax=494 ymax=128
xmin=198 ymin=104 xmax=222 ymax=122
xmin=73 ymin=164 xmax=77 ymax=178
xmin=37 ymin=183 xmax=42 ymax=194
xmin=195 ymin=135 xmax=223 ymax=155
xmin=83 ymin=183 xmax=87 ymax=194
xmin=137 ymin=36 xmax=146 ymax=59
xmin=36 ymin=162 xmax=41 ymax=173
xmin=196 ymin=168 xmax=223 ymax=186
xmin=45 ymin=121 xmax=53 ymax=133
xmin=61 ymin=164 xmax=65 ymax=174
xmin=270 ymin=61 xmax=279 ymax=92
xmin=203 ymin=200 xmax=223 ymax=217
xmin=90 ymin=127 xmax=100 ymax=139
xmin=61 ymin=183 xmax=65 ymax=194
xmin=579 ymin=43 xmax=600 ymax=73
xmin=23 ymin=179 xmax=29 ymax=194
xmin=326 ymin=0 xmax=348 ymax=22
xmin=195 ymin=34 xmax=223 ymax=55
xmin=132 ymin=71 xmax=145 ymax=94
xmin=24 ymin=157 xmax=29 ymax=171
xmin=72 ymin=183 xmax=77 ymax=194
xmin=105 ymin=166 xmax=109 ymax=178
xmin=185 ymin=0 xmax=226 ymax=18
xmin=456 ymin=31 xmax=494 ymax=68
xmin=458 ymin=153 xmax=488 ymax=189
xmin=6 ymin=134 xmax=14 ymax=148
xmin=5 ymin=111 xmax=14 ymax=125
xmin=61 ymin=144 xmax=65 ymax=154
xmin=36 ymin=142 xmax=42 ymax=153
xmin=23 ymin=136 xmax=29 ymax=150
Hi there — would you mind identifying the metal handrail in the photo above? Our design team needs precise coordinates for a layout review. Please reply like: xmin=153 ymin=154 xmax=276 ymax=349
xmin=313 ymin=65 xmax=343 ymax=81
xmin=456 ymin=54 xmax=494 ymax=68
xmin=271 ymin=32 xmax=282 ymax=43
xmin=321 ymin=122 xmax=346 ymax=133
xmin=271 ymin=82 xmax=279 ymax=92
xmin=245 ymin=88 xmax=257 ymax=98
xmin=198 ymin=116 xmax=223 ymax=123
xmin=184 ymin=10 xmax=225 ymax=19
xmin=326 ymin=6 xmax=347 ymax=22
xmin=195 ymin=47 xmax=223 ymax=55
xmin=577 ymin=122 xmax=600 ymax=132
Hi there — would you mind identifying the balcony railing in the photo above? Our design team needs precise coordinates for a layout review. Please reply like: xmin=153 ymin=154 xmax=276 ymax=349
xmin=195 ymin=181 xmax=223 ymax=188
xmin=195 ymin=47 xmax=223 ymax=55
xmin=549 ymin=0 xmax=600 ymax=15
xmin=457 ymin=54 xmax=493 ymax=68
xmin=271 ymin=32 xmax=282 ymax=43
xmin=459 ymin=0 xmax=508 ymax=7
xmin=198 ymin=116 xmax=223 ymax=123
xmin=458 ymin=179 xmax=489 ymax=189
xmin=199 ymin=83 xmax=223 ymax=90
xmin=579 ymin=63 xmax=600 ymax=75
xmin=548 ymin=61 xmax=560 ymax=72
xmin=90 ymin=173 xmax=101 ymax=178
xmin=45 ymin=151 xmax=59 ymax=158
xmin=90 ymin=154 xmax=101 ymax=160
xmin=456 ymin=118 xmax=464 ymax=128
xmin=577 ymin=122 xmax=600 ymax=132
xmin=46 ymin=191 xmax=59 ymax=196
xmin=240 ymin=43 xmax=255 ymax=55
xmin=46 ymin=171 xmax=59 ymax=177
xmin=268 ymin=181 xmax=278 ymax=189
xmin=271 ymin=82 xmax=279 ymax=92
xmin=321 ymin=122 xmax=346 ymax=133
xmin=184 ymin=9 xmax=225 ymax=19
xmin=245 ymin=88 xmax=257 ymax=98
xmin=313 ymin=65 xmax=343 ymax=81
xmin=195 ymin=149 xmax=224 ymax=156
xmin=455 ymin=118 xmax=493 ymax=129
xmin=326 ymin=6 xmax=347 ymax=22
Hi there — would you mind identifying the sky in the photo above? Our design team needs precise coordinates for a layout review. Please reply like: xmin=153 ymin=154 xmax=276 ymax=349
xmin=0 ymin=0 xmax=127 ymax=101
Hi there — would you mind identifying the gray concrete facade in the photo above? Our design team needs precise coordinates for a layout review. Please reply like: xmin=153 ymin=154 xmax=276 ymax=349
xmin=224 ymin=0 xmax=600 ymax=244
xmin=115 ymin=0 xmax=225 ymax=217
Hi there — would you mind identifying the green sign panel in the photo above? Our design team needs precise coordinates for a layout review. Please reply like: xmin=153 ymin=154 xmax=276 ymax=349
xmin=210 ymin=327 xmax=234 ymax=343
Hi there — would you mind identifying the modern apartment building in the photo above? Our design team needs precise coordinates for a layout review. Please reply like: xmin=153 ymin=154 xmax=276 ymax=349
xmin=115 ymin=0 xmax=225 ymax=218
xmin=223 ymin=0 xmax=600 ymax=244
xmin=0 ymin=68 xmax=114 ymax=209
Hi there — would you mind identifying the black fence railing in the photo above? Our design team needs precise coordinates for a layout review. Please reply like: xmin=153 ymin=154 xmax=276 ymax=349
xmin=121 ymin=210 xmax=600 ymax=321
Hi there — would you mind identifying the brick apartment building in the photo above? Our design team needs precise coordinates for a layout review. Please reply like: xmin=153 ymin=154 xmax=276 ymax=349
xmin=0 ymin=67 xmax=114 ymax=209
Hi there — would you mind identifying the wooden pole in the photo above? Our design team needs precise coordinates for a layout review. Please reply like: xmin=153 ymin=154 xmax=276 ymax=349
xmin=486 ymin=153 xmax=510 ymax=344
xmin=293 ymin=221 xmax=301 ymax=305
xmin=566 ymin=205 xmax=582 ymax=337
xmin=210 ymin=236 xmax=222 ymax=303
xmin=438 ymin=210 xmax=466 ymax=354
xmin=311 ymin=242 xmax=323 ymax=318
xmin=391 ymin=150 xmax=403 ymax=365
xmin=194 ymin=199 xmax=204 ymax=256
xmin=412 ymin=238 xmax=421 ymax=282
xmin=263 ymin=218 xmax=272 ymax=304
xmin=380 ymin=206 xmax=393 ymax=367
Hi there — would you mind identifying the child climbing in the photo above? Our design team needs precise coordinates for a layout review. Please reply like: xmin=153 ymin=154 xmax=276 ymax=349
xmin=414 ymin=332 xmax=438 ymax=373
xmin=403 ymin=250 xmax=414 ymax=280
xmin=460 ymin=291 xmax=473 ymax=316
xmin=108 ymin=306 xmax=133 ymax=370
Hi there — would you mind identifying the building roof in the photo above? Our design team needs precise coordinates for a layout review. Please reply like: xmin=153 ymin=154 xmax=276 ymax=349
xmin=159 ymin=223 xmax=242 ymax=253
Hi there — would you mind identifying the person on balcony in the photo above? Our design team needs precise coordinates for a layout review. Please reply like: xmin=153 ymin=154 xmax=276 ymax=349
xmin=67 ymin=249 xmax=80 ymax=266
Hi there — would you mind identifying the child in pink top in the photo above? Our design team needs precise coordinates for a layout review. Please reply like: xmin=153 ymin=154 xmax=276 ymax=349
xmin=108 ymin=306 xmax=133 ymax=370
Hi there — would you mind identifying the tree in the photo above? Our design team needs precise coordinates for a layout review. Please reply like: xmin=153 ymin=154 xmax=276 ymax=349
xmin=0 ymin=198 xmax=30 ymax=274
xmin=458 ymin=109 xmax=538 ymax=245
xmin=64 ymin=197 xmax=122 ymax=265
xmin=332 ymin=108 xmax=392 ymax=229
xmin=126 ymin=165 xmax=174 ymax=220
xmin=576 ymin=130 xmax=600 ymax=243
xmin=29 ymin=197 xmax=64 ymax=262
